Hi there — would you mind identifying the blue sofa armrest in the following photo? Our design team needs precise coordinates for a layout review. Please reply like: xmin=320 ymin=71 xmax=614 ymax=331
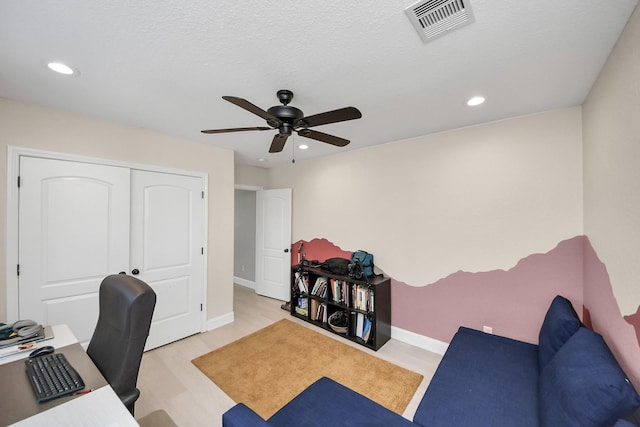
xmin=222 ymin=403 xmax=272 ymax=427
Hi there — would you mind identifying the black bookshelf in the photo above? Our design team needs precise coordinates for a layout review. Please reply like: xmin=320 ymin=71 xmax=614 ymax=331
xmin=290 ymin=265 xmax=391 ymax=351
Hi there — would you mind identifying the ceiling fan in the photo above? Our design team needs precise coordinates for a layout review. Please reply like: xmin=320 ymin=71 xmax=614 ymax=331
xmin=201 ymin=89 xmax=362 ymax=153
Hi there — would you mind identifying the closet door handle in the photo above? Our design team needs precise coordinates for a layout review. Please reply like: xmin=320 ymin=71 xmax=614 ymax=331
xmin=131 ymin=268 xmax=140 ymax=275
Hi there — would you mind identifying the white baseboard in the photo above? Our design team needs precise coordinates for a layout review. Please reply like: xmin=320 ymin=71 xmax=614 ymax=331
xmin=205 ymin=311 xmax=234 ymax=332
xmin=391 ymin=326 xmax=449 ymax=355
xmin=231 ymin=277 xmax=447 ymax=355
xmin=233 ymin=276 xmax=255 ymax=289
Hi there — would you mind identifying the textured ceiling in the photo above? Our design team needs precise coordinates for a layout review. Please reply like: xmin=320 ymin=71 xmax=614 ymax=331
xmin=0 ymin=0 xmax=637 ymax=167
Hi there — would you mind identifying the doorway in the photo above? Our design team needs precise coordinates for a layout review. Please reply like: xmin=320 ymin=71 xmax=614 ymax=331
xmin=233 ymin=187 xmax=258 ymax=288
xmin=233 ymin=186 xmax=291 ymax=302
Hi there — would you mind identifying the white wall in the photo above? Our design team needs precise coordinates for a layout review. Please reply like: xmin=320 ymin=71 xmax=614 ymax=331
xmin=583 ymin=4 xmax=640 ymax=315
xmin=0 ymin=98 xmax=235 ymax=324
xmin=267 ymin=108 xmax=583 ymax=288
xmin=582 ymin=4 xmax=640 ymax=387
xmin=235 ymin=164 xmax=268 ymax=188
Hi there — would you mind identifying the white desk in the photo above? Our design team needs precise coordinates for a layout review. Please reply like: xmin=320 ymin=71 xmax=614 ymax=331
xmin=0 ymin=325 xmax=138 ymax=426
xmin=9 ymin=386 xmax=138 ymax=427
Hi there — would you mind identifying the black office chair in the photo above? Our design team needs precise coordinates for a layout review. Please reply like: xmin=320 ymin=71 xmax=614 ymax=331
xmin=87 ymin=274 xmax=156 ymax=415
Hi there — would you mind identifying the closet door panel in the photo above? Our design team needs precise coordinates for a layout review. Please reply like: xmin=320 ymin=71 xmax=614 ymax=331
xmin=18 ymin=157 xmax=130 ymax=346
xmin=130 ymin=169 xmax=205 ymax=350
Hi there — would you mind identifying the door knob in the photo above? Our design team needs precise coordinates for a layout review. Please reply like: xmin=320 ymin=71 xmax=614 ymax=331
xmin=284 ymin=248 xmax=289 ymax=253
xmin=131 ymin=268 xmax=140 ymax=275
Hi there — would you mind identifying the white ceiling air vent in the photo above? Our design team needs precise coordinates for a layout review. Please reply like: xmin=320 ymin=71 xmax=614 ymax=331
xmin=405 ymin=0 xmax=475 ymax=43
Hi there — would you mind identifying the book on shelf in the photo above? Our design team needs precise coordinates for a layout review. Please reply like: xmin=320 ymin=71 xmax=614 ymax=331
xmin=356 ymin=312 xmax=364 ymax=338
xmin=310 ymin=277 xmax=320 ymax=295
xmin=330 ymin=278 xmax=338 ymax=303
xmin=310 ymin=299 xmax=320 ymax=321
xmin=311 ymin=277 xmax=328 ymax=298
xmin=344 ymin=282 xmax=351 ymax=306
xmin=316 ymin=303 xmax=328 ymax=323
xmin=362 ymin=316 xmax=372 ymax=342
xmin=349 ymin=312 xmax=372 ymax=342
xmin=349 ymin=311 xmax=357 ymax=337
xmin=294 ymin=271 xmax=309 ymax=293
xmin=352 ymin=285 xmax=372 ymax=312
xmin=330 ymin=279 xmax=348 ymax=304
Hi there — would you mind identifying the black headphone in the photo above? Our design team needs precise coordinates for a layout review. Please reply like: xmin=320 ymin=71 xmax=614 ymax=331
xmin=0 ymin=320 xmax=40 ymax=344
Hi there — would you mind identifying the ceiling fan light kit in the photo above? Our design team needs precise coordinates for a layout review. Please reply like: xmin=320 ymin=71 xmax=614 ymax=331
xmin=202 ymin=89 xmax=362 ymax=154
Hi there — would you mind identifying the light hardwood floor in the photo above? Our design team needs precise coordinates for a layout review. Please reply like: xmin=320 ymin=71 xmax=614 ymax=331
xmin=135 ymin=284 xmax=442 ymax=426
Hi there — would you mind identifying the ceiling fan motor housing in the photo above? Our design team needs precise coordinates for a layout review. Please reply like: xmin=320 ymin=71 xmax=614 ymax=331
xmin=267 ymin=105 xmax=304 ymax=135
xmin=267 ymin=105 xmax=304 ymax=122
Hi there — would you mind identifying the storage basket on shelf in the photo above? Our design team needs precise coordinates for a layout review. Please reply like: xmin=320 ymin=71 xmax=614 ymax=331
xmin=328 ymin=311 xmax=348 ymax=334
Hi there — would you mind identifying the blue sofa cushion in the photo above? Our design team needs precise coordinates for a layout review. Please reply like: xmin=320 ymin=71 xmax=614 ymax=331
xmin=267 ymin=377 xmax=415 ymax=427
xmin=413 ymin=327 xmax=539 ymax=427
xmin=222 ymin=403 xmax=272 ymax=427
xmin=539 ymin=327 xmax=640 ymax=427
xmin=538 ymin=295 xmax=581 ymax=370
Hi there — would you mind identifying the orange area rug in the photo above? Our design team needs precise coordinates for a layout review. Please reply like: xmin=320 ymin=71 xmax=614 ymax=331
xmin=192 ymin=319 xmax=423 ymax=419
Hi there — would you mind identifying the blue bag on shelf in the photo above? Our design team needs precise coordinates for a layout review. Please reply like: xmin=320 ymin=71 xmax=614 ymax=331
xmin=350 ymin=250 xmax=375 ymax=277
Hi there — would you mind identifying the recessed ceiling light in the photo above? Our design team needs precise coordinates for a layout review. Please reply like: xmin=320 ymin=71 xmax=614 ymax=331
xmin=298 ymin=144 xmax=309 ymax=150
xmin=257 ymin=158 xmax=266 ymax=162
xmin=467 ymin=96 xmax=485 ymax=106
xmin=47 ymin=62 xmax=76 ymax=75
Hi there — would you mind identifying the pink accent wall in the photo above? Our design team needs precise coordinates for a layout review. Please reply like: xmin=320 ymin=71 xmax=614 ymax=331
xmin=290 ymin=236 xmax=640 ymax=388
xmin=583 ymin=237 xmax=640 ymax=389
xmin=392 ymin=237 xmax=584 ymax=344
xmin=624 ymin=309 xmax=640 ymax=348
xmin=290 ymin=238 xmax=352 ymax=266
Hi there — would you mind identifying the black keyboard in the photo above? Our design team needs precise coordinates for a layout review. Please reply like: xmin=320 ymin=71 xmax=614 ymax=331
xmin=24 ymin=353 xmax=85 ymax=403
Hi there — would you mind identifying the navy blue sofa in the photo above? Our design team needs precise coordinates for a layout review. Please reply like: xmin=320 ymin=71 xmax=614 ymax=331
xmin=223 ymin=296 xmax=640 ymax=427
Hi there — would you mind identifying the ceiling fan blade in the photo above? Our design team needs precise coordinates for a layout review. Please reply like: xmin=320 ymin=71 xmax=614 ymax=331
xmin=201 ymin=126 xmax=272 ymax=134
xmin=297 ymin=129 xmax=350 ymax=147
xmin=269 ymin=134 xmax=289 ymax=153
xmin=222 ymin=96 xmax=282 ymax=126
xmin=296 ymin=106 xmax=362 ymax=128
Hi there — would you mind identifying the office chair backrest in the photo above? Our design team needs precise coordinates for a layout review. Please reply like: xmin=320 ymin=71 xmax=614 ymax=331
xmin=87 ymin=274 xmax=156 ymax=414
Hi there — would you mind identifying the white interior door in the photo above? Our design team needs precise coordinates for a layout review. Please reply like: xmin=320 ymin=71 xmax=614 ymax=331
xmin=18 ymin=157 xmax=130 ymax=346
xmin=255 ymin=188 xmax=291 ymax=301
xmin=130 ymin=170 xmax=205 ymax=350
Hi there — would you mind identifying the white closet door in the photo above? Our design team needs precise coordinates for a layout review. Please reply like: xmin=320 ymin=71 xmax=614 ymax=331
xmin=18 ymin=157 xmax=130 ymax=346
xmin=130 ymin=170 xmax=205 ymax=350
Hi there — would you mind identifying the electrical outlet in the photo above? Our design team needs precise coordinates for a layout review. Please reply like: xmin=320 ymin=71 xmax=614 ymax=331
xmin=483 ymin=325 xmax=493 ymax=334
xmin=241 ymin=265 xmax=245 ymax=272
